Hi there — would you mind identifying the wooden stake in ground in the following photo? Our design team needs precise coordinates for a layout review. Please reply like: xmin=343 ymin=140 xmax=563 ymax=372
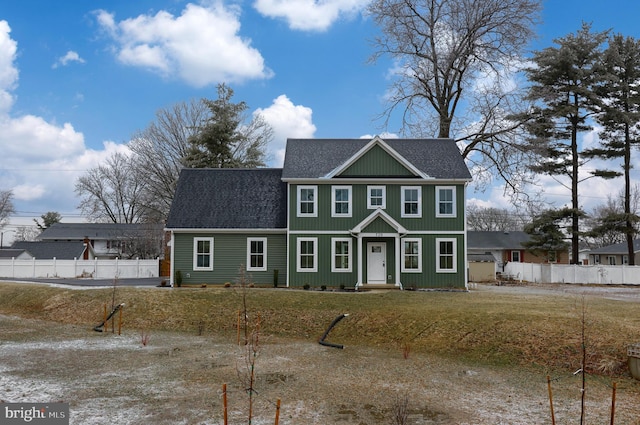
xmin=547 ymin=375 xmax=555 ymax=425
xmin=222 ymin=383 xmax=228 ymax=425
xmin=610 ymin=382 xmax=616 ymax=425
xmin=118 ymin=306 xmax=123 ymax=335
xmin=274 ymin=399 xmax=280 ymax=425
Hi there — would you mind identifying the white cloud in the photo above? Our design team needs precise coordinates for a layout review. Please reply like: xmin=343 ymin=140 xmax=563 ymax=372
xmin=95 ymin=3 xmax=272 ymax=86
xmin=52 ymin=50 xmax=85 ymax=69
xmin=255 ymin=94 xmax=316 ymax=166
xmin=0 ymin=22 xmax=111 ymax=221
xmin=0 ymin=20 xmax=18 ymax=113
xmin=253 ymin=0 xmax=369 ymax=31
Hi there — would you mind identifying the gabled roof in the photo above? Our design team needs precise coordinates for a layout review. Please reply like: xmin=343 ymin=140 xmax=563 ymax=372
xmin=587 ymin=239 xmax=640 ymax=255
xmin=350 ymin=208 xmax=408 ymax=235
xmin=467 ymin=231 xmax=531 ymax=250
xmin=11 ymin=241 xmax=89 ymax=259
xmin=166 ymin=168 xmax=287 ymax=229
xmin=39 ymin=222 xmax=163 ymax=240
xmin=281 ymin=138 xmax=472 ymax=180
xmin=0 ymin=249 xmax=26 ymax=258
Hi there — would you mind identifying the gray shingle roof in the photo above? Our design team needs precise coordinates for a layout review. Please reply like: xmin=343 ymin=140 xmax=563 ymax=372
xmin=39 ymin=223 xmax=163 ymax=240
xmin=11 ymin=241 xmax=88 ymax=259
xmin=467 ymin=231 xmax=530 ymax=250
xmin=281 ymin=138 xmax=472 ymax=180
xmin=588 ymin=239 xmax=640 ymax=255
xmin=166 ymin=168 xmax=287 ymax=229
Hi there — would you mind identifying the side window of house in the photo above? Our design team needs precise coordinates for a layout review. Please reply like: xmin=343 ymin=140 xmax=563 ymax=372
xmin=193 ymin=237 xmax=214 ymax=271
xmin=332 ymin=238 xmax=352 ymax=272
xmin=367 ymin=185 xmax=386 ymax=209
xmin=608 ymin=256 xmax=616 ymax=265
xmin=297 ymin=237 xmax=317 ymax=272
xmin=436 ymin=186 xmax=456 ymax=217
xmin=548 ymin=250 xmax=557 ymax=263
xmin=402 ymin=238 xmax=422 ymax=272
xmin=297 ymin=185 xmax=317 ymax=217
xmin=332 ymin=186 xmax=352 ymax=217
xmin=247 ymin=238 xmax=267 ymax=271
xmin=401 ymin=186 xmax=422 ymax=218
xmin=623 ymin=255 xmax=629 ymax=265
xmin=593 ymin=254 xmax=600 ymax=264
xmin=436 ymin=238 xmax=456 ymax=273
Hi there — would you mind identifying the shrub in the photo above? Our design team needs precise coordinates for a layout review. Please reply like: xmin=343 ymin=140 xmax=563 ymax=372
xmin=174 ymin=270 xmax=183 ymax=287
xmin=320 ymin=285 xmax=327 ymax=291
xmin=303 ymin=284 xmax=310 ymax=290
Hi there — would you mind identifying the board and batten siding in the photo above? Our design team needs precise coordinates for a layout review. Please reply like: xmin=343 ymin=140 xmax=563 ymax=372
xmin=288 ymin=183 xmax=466 ymax=232
xmin=173 ymin=233 xmax=287 ymax=285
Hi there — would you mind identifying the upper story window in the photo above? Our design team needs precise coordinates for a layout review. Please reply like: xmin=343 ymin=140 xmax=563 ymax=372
xmin=436 ymin=186 xmax=456 ymax=217
xmin=297 ymin=185 xmax=317 ymax=217
xmin=332 ymin=186 xmax=352 ymax=217
xmin=401 ymin=186 xmax=422 ymax=218
xmin=193 ymin=237 xmax=214 ymax=271
xmin=367 ymin=185 xmax=386 ymax=209
xmin=247 ymin=238 xmax=267 ymax=271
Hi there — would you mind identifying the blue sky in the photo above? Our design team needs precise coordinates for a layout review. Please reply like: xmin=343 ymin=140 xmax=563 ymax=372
xmin=1 ymin=0 xmax=639 ymax=239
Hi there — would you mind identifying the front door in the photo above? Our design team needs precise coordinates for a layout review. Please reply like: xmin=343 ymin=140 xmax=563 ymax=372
xmin=367 ymin=242 xmax=386 ymax=284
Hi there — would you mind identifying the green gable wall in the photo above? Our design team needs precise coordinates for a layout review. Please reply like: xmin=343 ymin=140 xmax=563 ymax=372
xmin=173 ymin=233 xmax=287 ymax=286
xmin=339 ymin=145 xmax=416 ymax=177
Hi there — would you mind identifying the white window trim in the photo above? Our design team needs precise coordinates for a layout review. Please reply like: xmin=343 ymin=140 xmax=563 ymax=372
xmin=401 ymin=186 xmax=422 ymax=218
xmin=401 ymin=238 xmax=422 ymax=272
xmin=297 ymin=185 xmax=317 ymax=217
xmin=511 ymin=250 xmax=521 ymax=263
xmin=331 ymin=185 xmax=352 ymax=218
xmin=367 ymin=185 xmax=386 ymax=209
xmin=548 ymin=250 xmax=557 ymax=264
xmin=297 ymin=237 xmax=318 ymax=273
xmin=435 ymin=186 xmax=456 ymax=218
xmin=593 ymin=254 xmax=600 ymax=264
xmin=623 ymin=254 xmax=629 ymax=265
xmin=193 ymin=237 xmax=214 ymax=271
xmin=331 ymin=237 xmax=352 ymax=272
xmin=607 ymin=256 xmax=616 ymax=265
xmin=436 ymin=238 xmax=457 ymax=273
xmin=246 ymin=237 xmax=267 ymax=272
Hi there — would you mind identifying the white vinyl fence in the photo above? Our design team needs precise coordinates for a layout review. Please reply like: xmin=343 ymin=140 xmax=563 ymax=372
xmin=504 ymin=262 xmax=640 ymax=285
xmin=0 ymin=258 xmax=159 ymax=279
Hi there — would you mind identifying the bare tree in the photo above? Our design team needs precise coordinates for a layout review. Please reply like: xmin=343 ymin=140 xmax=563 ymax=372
xmin=584 ymin=187 xmax=640 ymax=248
xmin=13 ymin=226 xmax=40 ymax=242
xmin=0 ymin=189 xmax=15 ymax=229
xmin=466 ymin=205 xmax=524 ymax=231
xmin=75 ymin=152 xmax=148 ymax=223
xmin=129 ymin=99 xmax=209 ymax=221
xmin=368 ymin=0 xmax=541 ymax=200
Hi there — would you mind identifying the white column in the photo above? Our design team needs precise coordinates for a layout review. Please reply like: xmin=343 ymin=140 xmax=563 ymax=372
xmin=395 ymin=234 xmax=401 ymax=287
xmin=357 ymin=234 xmax=363 ymax=288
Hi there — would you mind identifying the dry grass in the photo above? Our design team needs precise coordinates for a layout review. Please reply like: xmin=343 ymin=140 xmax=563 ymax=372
xmin=1 ymin=281 xmax=639 ymax=378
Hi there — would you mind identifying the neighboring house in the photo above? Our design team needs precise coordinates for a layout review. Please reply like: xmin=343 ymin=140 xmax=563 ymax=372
xmin=37 ymin=223 xmax=164 ymax=259
xmin=10 ymin=240 xmax=95 ymax=260
xmin=587 ymin=239 xmax=640 ymax=265
xmin=0 ymin=249 xmax=32 ymax=260
xmin=467 ymin=231 xmax=570 ymax=280
xmin=166 ymin=136 xmax=472 ymax=289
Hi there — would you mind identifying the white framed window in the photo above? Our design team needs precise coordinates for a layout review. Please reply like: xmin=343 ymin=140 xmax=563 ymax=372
xmin=436 ymin=186 xmax=456 ymax=217
xmin=436 ymin=238 xmax=456 ymax=273
xmin=623 ymin=255 xmax=629 ymax=265
xmin=401 ymin=186 xmax=422 ymax=218
xmin=193 ymin=237 xmax=214 ymax=271
xmin=367 ymin=185 xmax=386 ymax=209
xmin=297 ymin=237 xmax=318 ymax=272
xmin=402 ymin=238 xmax=422 ymax=272
xmin=548 ymin=250 xmax=557 ymax=263
xmin=297 ymin=185 xmax=317 ymax=217
xmin=331 ymin=186 xmax=352 ymax=217
xmin=511 ymin=250 xmax=521 ymax=262
xmin=607 ymin=256 xmax=616 ymax=265
xmin=593 ymin=254 xmax=600 ymax=264
xmin=331 ymin=238 xmax=352 ymax=272
xmin=247 ymin=238 xmax=267 ymax=271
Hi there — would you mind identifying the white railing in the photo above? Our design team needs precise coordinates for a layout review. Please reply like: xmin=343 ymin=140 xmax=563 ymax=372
xmin=0 ymin=258 xmax=159 ymax=279
xmin=503 ymin=262 xmax=640 ymax=285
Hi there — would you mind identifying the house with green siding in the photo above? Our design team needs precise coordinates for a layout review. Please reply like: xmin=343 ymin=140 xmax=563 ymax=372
xmin=165 ymin=136 xmax=472 ymax=289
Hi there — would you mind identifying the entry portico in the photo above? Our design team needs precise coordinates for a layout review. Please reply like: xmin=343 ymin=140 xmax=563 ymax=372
xmin=351 ymin=208 xmax=407 ymax=288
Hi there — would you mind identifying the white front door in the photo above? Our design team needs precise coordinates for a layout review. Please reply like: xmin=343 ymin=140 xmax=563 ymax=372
xmin=367 ymin=242 xmax=386 ymax=284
